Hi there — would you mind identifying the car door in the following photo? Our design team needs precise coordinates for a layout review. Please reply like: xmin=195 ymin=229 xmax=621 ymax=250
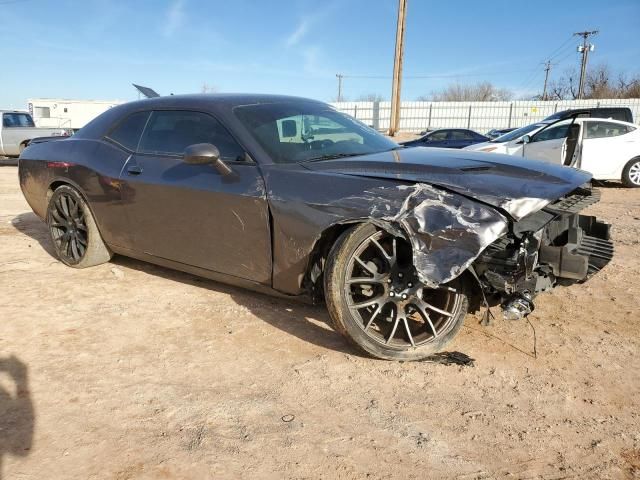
xmin=579 ymin=120 xmax=637 ymax=179
xmin=521 ymin=122 xmax=573 ymax=165
xmin=118 ymin=109 xmax=272 ymax=284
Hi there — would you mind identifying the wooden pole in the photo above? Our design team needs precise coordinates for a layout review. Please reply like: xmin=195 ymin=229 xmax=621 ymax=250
xmin=389 ymin=0 xmax=407 ymax=136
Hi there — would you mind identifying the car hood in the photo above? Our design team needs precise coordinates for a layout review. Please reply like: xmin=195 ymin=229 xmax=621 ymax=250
xmin=303 ymin=147 xmax=591 ymax=220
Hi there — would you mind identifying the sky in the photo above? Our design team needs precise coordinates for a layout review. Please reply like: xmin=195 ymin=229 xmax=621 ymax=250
xmin=1 ymin=0 xmax=639 ymax=108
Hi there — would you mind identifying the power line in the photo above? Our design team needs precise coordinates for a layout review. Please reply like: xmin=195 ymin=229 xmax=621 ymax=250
xmin=341 ymin=69 xmax=539 ymax=80
xmin=546 ymin=35 xmax=575 ymax=61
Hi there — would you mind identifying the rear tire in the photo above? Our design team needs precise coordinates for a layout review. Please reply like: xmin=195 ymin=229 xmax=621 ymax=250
xmin=324 ymin=223 xmax=468 ymax=361
xmin=622 ymin=157 xmax=640 ymax=188
xmin=47 ymin=185 xmax=112 ymax=268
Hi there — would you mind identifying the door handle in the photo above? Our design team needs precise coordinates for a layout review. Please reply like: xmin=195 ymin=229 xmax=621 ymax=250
xmin=127 ymin=165 xmax=143 ymax=175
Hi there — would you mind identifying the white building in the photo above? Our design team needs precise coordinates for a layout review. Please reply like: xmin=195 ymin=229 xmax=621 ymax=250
xmin=27 ymin=98 xmax=125 ymax=131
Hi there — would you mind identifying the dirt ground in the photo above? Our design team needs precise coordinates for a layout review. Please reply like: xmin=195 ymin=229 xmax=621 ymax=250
xmin=1 ymin=163 xmax=639 ymax=479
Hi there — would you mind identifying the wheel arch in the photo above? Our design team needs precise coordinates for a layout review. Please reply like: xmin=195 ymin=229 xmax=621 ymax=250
xmin=303 ymin=221 xmax=362 ymax=302
xmin=622 ymin=156 xmax=640 ymax=187
xmin=45 ymin=179 xmax=107 ymax=241
xmin=303 ymin=218 xmax=486 ymax=310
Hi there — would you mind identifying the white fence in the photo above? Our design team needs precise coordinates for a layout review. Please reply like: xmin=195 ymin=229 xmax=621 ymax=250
xmin=331 ymin=98 xmax=640 ymax=133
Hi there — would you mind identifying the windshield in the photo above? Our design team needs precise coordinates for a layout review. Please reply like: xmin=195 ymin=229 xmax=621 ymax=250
xmin=490 ymin=122 xmax=546 ymax=143
xmin=234 ymin=102 xmax=398 ymax=163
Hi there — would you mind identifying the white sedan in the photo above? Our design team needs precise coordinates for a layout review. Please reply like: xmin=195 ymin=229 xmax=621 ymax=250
xmin=464 ymin=121 xmax=553 ymax=155
xmin=470 ymin=118 xmax=640 ymax=187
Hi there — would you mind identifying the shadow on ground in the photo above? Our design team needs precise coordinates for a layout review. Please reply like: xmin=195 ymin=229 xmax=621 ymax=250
xmin=0 ymin=356 xmax=34 ymax=480
xmin=112 ymin=255 xmax=359 ymax=356
xmin=9 ymin=211 xmax=478 ymax=362
xmin=10 ymin=211 xmax=358 ymax=356
xmin=11 ymin=213 xmax=57 ymax=258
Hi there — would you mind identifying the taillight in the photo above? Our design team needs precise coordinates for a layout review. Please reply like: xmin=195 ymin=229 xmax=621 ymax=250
xmin=46 ymin=162 xmax=73 ymax=168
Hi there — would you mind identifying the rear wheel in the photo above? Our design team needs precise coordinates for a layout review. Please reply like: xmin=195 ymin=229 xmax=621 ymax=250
xmin=622 ymin=157 xmax=640 ymax=188
xmin=325 ymin=224 xmax=468 ymax=361
xmin=47 ymin=185 xmax=112 ymax=268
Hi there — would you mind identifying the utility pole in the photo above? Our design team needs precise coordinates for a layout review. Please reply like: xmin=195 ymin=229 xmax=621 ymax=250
xmin=336 ymin=74 xmax=344 ymax=102
xmin=542 ymin=60 xmax=553 ymax=100
xmin=389 ymin=0 xmax=407 ymax=137
xmin=574 ymin=30 xmax=598 ymax=99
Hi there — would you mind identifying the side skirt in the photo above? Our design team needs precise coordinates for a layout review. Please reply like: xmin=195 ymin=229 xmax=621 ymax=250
xmin=108 ymin=244 xmax=311 ymax=304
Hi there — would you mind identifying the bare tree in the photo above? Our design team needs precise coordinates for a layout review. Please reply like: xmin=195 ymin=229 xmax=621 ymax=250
xmin=201 ymin=83 xmax=219 ymax=94
xmin=356 ymin=93 xmax=386 ymax=102
xmin=417 ymin=81 xmax=512 ymax=102
xmin=538 ymin=64 xmax=640 ymax=100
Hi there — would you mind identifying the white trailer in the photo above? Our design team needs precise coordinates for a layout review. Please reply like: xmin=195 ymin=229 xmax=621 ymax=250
xmin=27 ymin=98 xmax=125 ymax=131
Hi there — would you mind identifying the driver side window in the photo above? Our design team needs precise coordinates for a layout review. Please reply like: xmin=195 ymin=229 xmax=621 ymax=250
xmin=532 ymin=124 xmax=570 ymax=143
xmin=138 ymin=110 xmax=245 ymax=161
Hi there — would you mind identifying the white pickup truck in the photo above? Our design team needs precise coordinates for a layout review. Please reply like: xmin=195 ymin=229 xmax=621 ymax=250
xmin=0 ymin=110 xmax=70 ymax=157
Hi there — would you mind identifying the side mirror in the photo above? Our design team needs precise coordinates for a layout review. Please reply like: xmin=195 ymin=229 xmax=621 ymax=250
xmin=522 ymin=135 xmax=531 ymax=144
xmin=281 ymin=119 xmax=297 ymax=138
xmin=183 ymin=143 xmax=232 ymax=175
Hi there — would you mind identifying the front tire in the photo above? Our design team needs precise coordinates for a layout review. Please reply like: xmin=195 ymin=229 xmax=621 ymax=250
xmin=47 ymin=185 xmax=112 ymax=268
xmin=324 ymin=224 xmax=468 ymax=361
xmin=622 ymin=157 xmax=640 ymax=188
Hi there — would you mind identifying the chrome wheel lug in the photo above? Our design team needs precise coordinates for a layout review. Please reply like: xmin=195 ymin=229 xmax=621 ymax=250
xmin=401 ymin=293 xmax=408 ymax=300
xmin=407 ymin=282 xmax=413 ymax=288
xmin=389 ymin=291 xmax=395 ymax=297
xmin=398 ymin=273 xmax=403 ymax=278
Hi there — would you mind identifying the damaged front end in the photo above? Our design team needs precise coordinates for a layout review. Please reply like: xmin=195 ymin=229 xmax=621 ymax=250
xmin=473 ymin=186 xmax=613 ymax=320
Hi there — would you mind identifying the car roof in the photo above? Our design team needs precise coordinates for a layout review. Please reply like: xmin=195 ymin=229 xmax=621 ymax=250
xmin=427 ymin=128 xmax=481 ymax=134
xmin=115 ymin=93 xmax=327 ymax=111
xmin=553 ymin=117 xmax=636 ymax=127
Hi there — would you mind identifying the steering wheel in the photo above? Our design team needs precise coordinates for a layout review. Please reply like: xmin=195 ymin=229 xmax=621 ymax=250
xmin=318 ymin=139 xmax=335 ymax=149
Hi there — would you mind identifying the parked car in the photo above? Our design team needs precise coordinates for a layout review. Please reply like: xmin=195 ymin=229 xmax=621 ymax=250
xmin=0 ymin=110 xmax=70 ymax=157
xmin=464 ymin=121 xmax=554 ymax=155
xmin=401 ymin=128 xmax=489 ymax=149
xmin=543 ymin=107 xmax=634 ymax=124
xmin=518 ymin=117 xmax=640 ymax=187
xmin=19 ymin=94 xmax=612 ymax=361
xmin=486 ymin=127 xmax=516 ymax=140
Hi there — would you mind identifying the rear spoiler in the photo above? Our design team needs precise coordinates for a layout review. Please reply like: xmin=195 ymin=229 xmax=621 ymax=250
xmin=27 ymin=135 xmax=71 ymax=146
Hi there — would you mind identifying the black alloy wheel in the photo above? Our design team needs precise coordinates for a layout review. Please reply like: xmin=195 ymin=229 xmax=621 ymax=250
xmin=48 ymin=191 xmax=89 ymax=264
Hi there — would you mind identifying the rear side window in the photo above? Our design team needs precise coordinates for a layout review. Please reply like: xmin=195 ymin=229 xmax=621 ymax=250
xmin=106 ymin=111 xmax=150 ymax=151
xmin=138 ymin=110 xmax=245 ymax=161
xmin=3 ymin=113 xmax=35 ymax=127
xmin=450 ymin=130 xmax=474 ymax=140
xmin=426 ymin=131 xmax=447 ymax=141
xmin=584 ymin=121 xmax=635 ymax=139
xmin=594 ymin=109 xmax=632 ymax=123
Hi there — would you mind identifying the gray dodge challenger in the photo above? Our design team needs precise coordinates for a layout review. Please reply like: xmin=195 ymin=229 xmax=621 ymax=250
xmin=18 ymin=94 xmax=613 ymax=360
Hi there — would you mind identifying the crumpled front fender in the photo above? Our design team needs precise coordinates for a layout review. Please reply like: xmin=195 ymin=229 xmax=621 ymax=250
xmin=319 ymin=182 xmax=509 ymax=287
xmin=383 ymin=184 xmax=508 ymax=287
xmin=267 ymin=170 xmax=510 ymax=294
